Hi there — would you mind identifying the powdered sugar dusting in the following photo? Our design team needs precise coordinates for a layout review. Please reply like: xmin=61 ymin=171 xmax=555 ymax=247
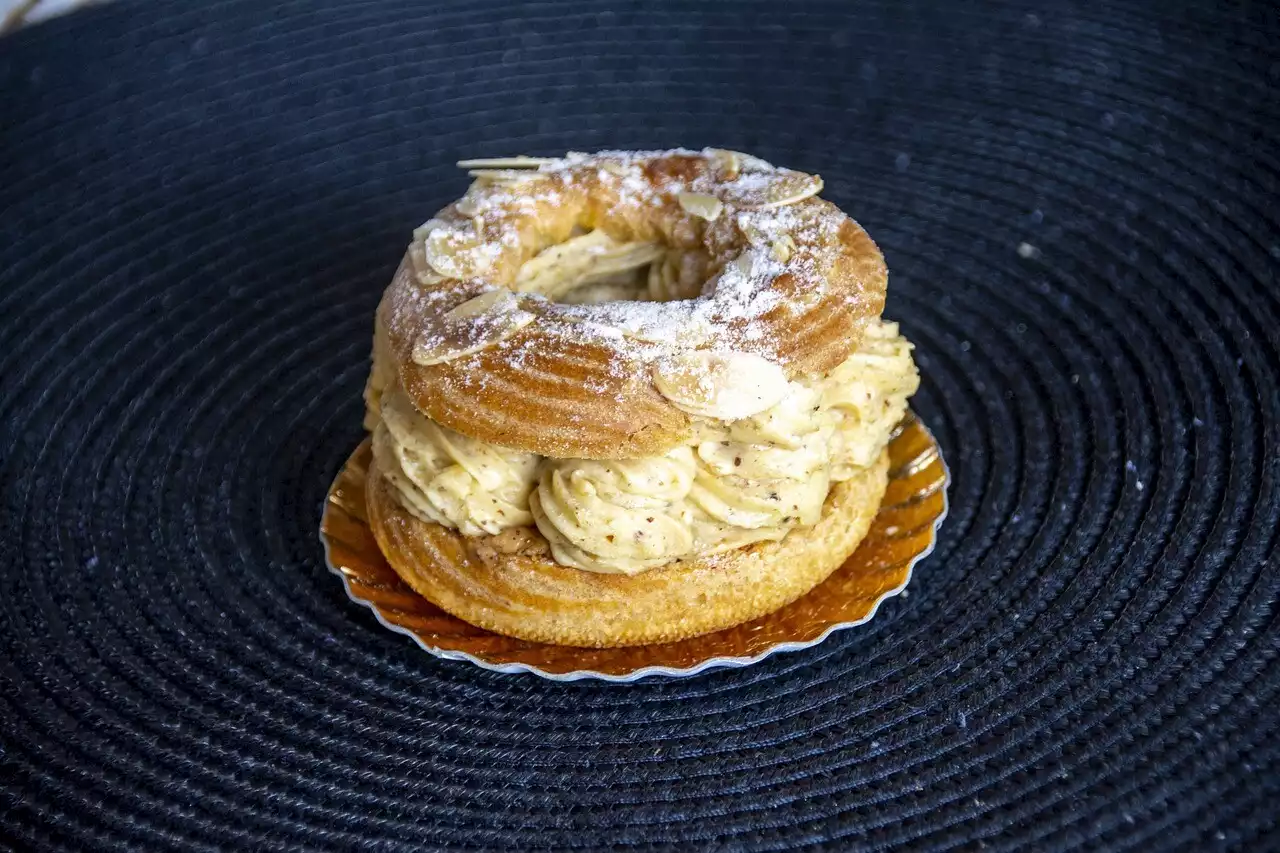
xmin=402 ymin=148 xmax=866 ymax=391
xmin=454 ymin=179 xmax=560 ymax=220
xmin=533 ymin=245 xmax=792 ymax=381
xmin=724 ymin=171 xmax=776 ymax=193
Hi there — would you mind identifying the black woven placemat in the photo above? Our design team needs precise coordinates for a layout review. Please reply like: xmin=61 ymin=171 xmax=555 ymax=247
xmin=1 ymin=1 xmax=1277 ymax=850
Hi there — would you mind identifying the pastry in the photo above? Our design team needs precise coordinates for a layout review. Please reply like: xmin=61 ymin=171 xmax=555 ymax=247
xmin=361 ymin=149 xmax=920 ymax=647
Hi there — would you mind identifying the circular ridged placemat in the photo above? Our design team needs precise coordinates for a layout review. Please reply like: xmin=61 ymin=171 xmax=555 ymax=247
xmin=0 ymin=1 xmax=1276 ymax=850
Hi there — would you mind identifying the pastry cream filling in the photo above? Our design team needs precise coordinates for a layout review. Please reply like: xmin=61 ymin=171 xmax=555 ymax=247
xmin=366 ymin=319 xmax=919 ymax=575
xmin=371 ymin=389 xmax=541 ymax=537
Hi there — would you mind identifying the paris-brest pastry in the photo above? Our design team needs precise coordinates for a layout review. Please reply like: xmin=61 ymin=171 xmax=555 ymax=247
xmin=363 ymin=149 xmax=919 ymax=647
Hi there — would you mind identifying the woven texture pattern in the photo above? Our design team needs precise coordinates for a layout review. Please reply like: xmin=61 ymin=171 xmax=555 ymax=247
xmin=1 ymin=1 xmax=1277 ymax=850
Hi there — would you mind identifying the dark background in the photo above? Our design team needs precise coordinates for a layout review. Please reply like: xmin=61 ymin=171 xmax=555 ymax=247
xmin=1 ymin=1 xmax=1277 ymax=850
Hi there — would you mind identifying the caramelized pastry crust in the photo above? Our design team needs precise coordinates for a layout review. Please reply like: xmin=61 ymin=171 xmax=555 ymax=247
xmin=379 ymin=149 xmax=889 ymax=459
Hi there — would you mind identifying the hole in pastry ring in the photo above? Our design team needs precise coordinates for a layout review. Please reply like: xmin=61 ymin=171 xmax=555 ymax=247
xmin=378 ymin=149 xmax=888 ymax=459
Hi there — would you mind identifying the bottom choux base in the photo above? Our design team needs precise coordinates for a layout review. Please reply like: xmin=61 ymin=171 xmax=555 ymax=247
xmin=366 ymin=451 xmax=890 ymax=648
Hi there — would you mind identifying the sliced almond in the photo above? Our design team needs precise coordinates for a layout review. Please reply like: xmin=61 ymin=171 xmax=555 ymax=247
xmin=467 ymin=169 xmax=549 ymax=183
xmin=407 ymin=241 xmax=447 ymax=286
xmin=721 ymin=170 xmax=823 ymax=210
xmin=642 ymin=314 xmax=715 ymax=348
xmin=653 ymin=350 xmax=791 ymax=420
xmin=551 ymin=302 xmax=715 ymax=350
xmin=456 ymin=156 xmax=555 ymax=169
xmin=728 ymin=151 xmax=775 ymax=172
xmin=412 ymin=291 xmax=534 ymax=366
xmin=705 ymin=149 xmax=741 ymax=180
xmin=445 ymin=288 xmax=516 ymax=320
xmin=771 ymin=235 xmax=796 ymax=263
xmin=737 ymin=220 xmax=768 ymax=247
xmin=413 ymin=218 xmax=448 ymax=243
xmin=411 ymin=316 xmax=533 ymax=366
xmin=423 ymin=225 xmax=490 ymax=279
xmin=678 ymin=191 xmax=724 ymax=222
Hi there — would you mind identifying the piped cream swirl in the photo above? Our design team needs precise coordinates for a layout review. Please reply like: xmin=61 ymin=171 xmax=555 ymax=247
xmin=371 ymin=387 xmax=540 ymax=537
xmin=368 ymin=318 xmax=919 ymax=574
xmin=670 ymin=379 xmax=826 ymax=554
xmin=529 ymin=449 xmax=697 ymax=574
xmin=362 ymin=315 xmax=397 ymax=431
xmin=824 ymin=320 xmax=919 ymax=478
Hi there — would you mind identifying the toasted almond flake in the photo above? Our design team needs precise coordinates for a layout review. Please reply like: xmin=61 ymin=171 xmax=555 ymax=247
xmin=629 ymin=314 xmax=716 ymax=347
xmin=653 ymin=350 xmax=791 ymax=419
xmin=678 ymin=191 xmax=724 ymax=222
xmin=705 ymin=148 xmax=741 ymax=180
xmin=737 ymin=221 xmax=768 ymax=247
xmin=456 ymin=156 xmax=556 ymax=169
xmin=413 ymin=294 xmax=535 ymax=365
xmin=406 ymin=241 xmax=447 ymax=285
xmin=424 ymin=227 xmax=488 ymax=279
xmin=446 ymin=288 xmax=515 ymax=320
xmin=413 ymin=218 xmax=447 ymax=241
xmin=771 ymin=235 xmax=796 ymax=263
xmin=721 ymin=170 xmax=824 ymax=210
xmin=411 ymin=318 xmax=533 ymax=365
xmin=467 ymin=169 xmax=550 ymax=183
xmin=728 ymin=151 xmax=775 ymax=172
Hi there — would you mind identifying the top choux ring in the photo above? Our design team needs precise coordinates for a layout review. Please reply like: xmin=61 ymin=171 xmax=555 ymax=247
xmin=378 ymin=148 xmax=888 ymax=459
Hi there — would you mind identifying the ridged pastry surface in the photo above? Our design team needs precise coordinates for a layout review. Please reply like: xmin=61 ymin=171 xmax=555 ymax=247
xmin=380 ymin=149 xmax=888 ymax=460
